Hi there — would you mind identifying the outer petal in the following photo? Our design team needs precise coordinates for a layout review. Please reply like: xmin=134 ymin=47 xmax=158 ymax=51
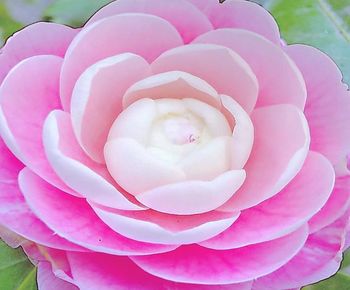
xmin=71 ymin=53 xmax=151 ymax=163
xmin=43 ymin=110 xmax=145 ymax=210
xmin=19 ymin=168 xmax=176 ymax=255
xmin=285 ymin=44 xmax=350 ymax=174
xmin=86 ymin=0 xmax=213 ymax=43
xmin=38 ymin=262 xmax=78 ymax=290
xmin=0 ymin=22 xmax=77 ymax=85
xmin=0 ymin=138 xmax=84 ymax=251
xmin=308 ymin=176 xmax=350 ymax=233
xmin=0 ymin=55 xmax=74 ymax=194
xmin=151 ymin=44 xmax=258 ymax=113
xmin=187 ymin=0 xmax=280 ymax=44
xmin=200 ymin=151 xmax=334 ymax=249
xmin=254 ymin=215 xmax=349 ymax=290
xmin=60 ymin=13 xmax=183 ymax=111
xmin=220 ymin=105 xmax=310 ymax=211
xmin=194 ymin=29 xmax=307 ymax=110
xmin=136 ymin=170 xmax=246 ymax=215
xmin=131 ymin=226 xmax=308 ymax=284
xmin=122 ymin=71 xmax=221 ymax=109
xmin=67 ymin=252 xmax=253 ymax=290
xmin=91 ymin=203 xmax=240 ymax=245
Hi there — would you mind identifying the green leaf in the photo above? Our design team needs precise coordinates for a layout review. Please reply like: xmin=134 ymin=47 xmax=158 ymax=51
xmin=269 ymin=0 xmax=350 ymax=85
xmin=0 ymin=239 xmax=37 ymax=290
xmin=303 ymin=272 xmax=350 ymax=290
xmin=0 ymin=3 xmax=22 ymax=44
xmin=43 ymin=0 xmax=113 ymax=27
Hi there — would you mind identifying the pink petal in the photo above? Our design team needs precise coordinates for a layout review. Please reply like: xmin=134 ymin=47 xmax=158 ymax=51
xmin=19 ymin=168 xmax=176 ymax=255
xmin=38 ymin=262 xmax=78 ymax=290
xmin=86 ymin=0 xmax=213 ymax=43
xmin=187 ymin=0 xmax=280 ymax=44
xmin=308 ymin=176 xmax=350 ymax=233
xmin=60 ymin=13 xmax=183 ymax=111
xmin=221 ymin=95 xmax=254 ymax=169
xmin=131 ymin=225 xmax=308 ymax=284
xmin=285 ymin=44 xmax=350 ymax=174
xmin=220 ymin=105 xmax=310 ymax=211
xmin=136 ymin=170 xmax=246 ymax=215
xmin=254 ymin=215 xmax=349 ymax=289
xmin=91 ymin=202 xmax=240 ymax=244
xmin=0 ymin=55 xmax=75 ymax=195
xmin=67 ymin=251 xmax=253 ymax=290
xmin=151 ymin=44 xmax=258 ymax=113
xmin=200 ymin=151 xmax=334 ymax=250
xmin=194 ymin=29 xmax=307 ymax=110
xmin=71 ymin=53 xmax=150 ymax=163
xmin=0 ymin=22 xmax=77 ymax=85
xmin=43 ymin=110 xmax=145 ymax=210
xmin=123 ymin=71 xmax=221 ymax=109
xmin=0 ymin=138 xmax=84 ymax=251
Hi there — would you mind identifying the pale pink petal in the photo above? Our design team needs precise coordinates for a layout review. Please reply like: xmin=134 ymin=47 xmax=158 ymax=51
xmin=151 ymin=44 xmax=258 ymax=113
xmin=136 ymin=170 xmax=245 ymax=215
xmin=0 ymin=225 xmax=26 ymax=248
xmin=19 ymin=168 xmax=176 ymax=255
xmin=220 ymin=105 xmax=310 ymax=211
xmin=187 ymin=0 xmax=280 ymax=44
xmin=221 ymin=95 xmax=254 ymax=169
xmin=194 ymin=29 xmax=306 ymax=110
xmin=254 ymin=215 xmax=348 ymax=290
xmin=91 ymin=202 xmax=240 ymax=244
xmin=60 ymin=13 xmax=183 ymax=111
xmin=131 ymin=226 xmax=308 ymax=284
xmin=308 ymin=176 xmax=350 ymax=233
xmin=201 ymin=151 xmax=334 ymax=249
xmin=67 ymin=251 xmax=253 ymax=290
xmin=86 ymin=0 xmax=213 ymax=43
xmin=0 ymin=22 xmax=77 ymax=85
xmin=123 ymin=71 xmax=221 ymax=109
xmin=43 ymin=110 xmax=145 ymax=210
xmin=71 ymin=53 xmax=151 ymax=163
xmin=0 ymin=138 xmax=84 ymax=251
xmin=38 ymin=262 xmax=78 ymax=290
xmin=105 ymin=138 xmax=187 ymax=195
xmin=0 ymin=55 xmax=75 ymax=195
xmin=285 ymin=44 xmax=350 ymax=174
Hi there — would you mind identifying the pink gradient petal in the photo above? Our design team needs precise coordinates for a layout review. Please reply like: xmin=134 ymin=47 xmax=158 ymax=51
xmin=201 ymin=151 xmax=334 ymax=250
xmin=221 ymin=95 xmax=254 ymax=169
xmin=0 ymin=22 xmax=77 ymax=85
xmin=254 ymin=215 xmax=349 ymax=290
xmin=187 ymin=0 xmax=280 ymax=44
xmin=0 ymin=55 xmax=74 ymax=195
xmin=105 ymin=138 xmax=186 ymax=196
xmin=91 ymin=203 xmax=240 ymax=245
xmin=151 ymin=44 xmax=258 ymax=113
xmin=19 ymin=168 xmax=176 ymax=255
xmin=123 ymin=71 xmax=221 ymax=109
xmin=86 ymin=0 xmax=213 ymax=43
xmin=60 ymin=13 xmax=183 ymax=111
xmin=38 ymin=262 xmax=78 ymax=290
xmin=131 ymin=226 xmax=308 ymax=284
xmin=136 ymin=170 xmax=246 ymax=215
xmin=71 ymin=53 xmax=151 ymax=163
xmin=285 ymin=44 xmax=350 ymax=174
xmin=0 ymin=138 xmax=84 ymax=251
xmin=68 ymin=252 xmax=253 ymax=290
xmin=308 ymin=176 xmax=350 ymax=233
xmin=220 ymin=105 xmax=310 ymax=211
xmin=194 ymin=29 xmax=306 ymax=110
xmin=43 ymin=110 xmax=145 ymax=210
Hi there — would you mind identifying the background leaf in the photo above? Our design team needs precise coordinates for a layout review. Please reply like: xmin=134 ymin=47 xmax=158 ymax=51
xmin=0 ymin=239 xmax=37 ymax=290
xmin=268 ymin=0 xmax=350 ymax=85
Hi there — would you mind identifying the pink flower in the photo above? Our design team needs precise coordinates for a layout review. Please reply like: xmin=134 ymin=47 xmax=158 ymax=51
xmin=0 ymin=0 xmax=349 ymax=289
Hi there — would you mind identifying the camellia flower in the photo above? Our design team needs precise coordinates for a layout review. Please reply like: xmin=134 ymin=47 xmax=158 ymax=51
xmin=0 ymin=0 xmax=349 ymax=289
